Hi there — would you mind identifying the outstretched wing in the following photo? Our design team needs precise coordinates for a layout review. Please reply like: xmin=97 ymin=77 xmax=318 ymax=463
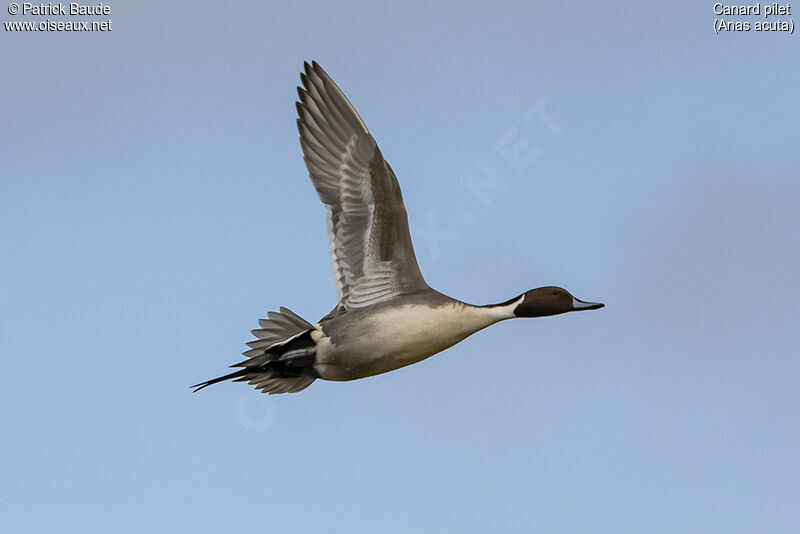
xmin=296 ymin=61 xmax=428 ymax=309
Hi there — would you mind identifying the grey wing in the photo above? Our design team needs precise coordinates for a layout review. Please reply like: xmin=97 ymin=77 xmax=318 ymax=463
xmin=296 ymin=61 xmax=428 ymax=309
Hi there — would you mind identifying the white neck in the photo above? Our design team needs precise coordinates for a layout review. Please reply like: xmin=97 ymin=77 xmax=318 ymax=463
xmin=449 ymin=296 xmax=523 ymax=336
xmin=477 ymin=295 xmax=523 ymax=323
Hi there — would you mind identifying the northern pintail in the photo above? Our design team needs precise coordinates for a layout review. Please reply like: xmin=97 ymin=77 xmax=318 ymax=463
xmin=193 ymin=62 xmax=604 ymax=394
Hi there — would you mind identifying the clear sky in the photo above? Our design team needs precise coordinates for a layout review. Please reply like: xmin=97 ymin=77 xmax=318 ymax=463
xmin=2 ymin=1 xmax=799 ymax=532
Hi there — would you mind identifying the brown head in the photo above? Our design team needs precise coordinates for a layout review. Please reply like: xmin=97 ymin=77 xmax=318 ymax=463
xmin=513 ymin=286 xmax=604 ymax=318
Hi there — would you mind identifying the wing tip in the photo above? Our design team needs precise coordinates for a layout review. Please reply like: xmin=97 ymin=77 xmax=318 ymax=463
xmin=297 ymin=60 xmax=370 ymax=135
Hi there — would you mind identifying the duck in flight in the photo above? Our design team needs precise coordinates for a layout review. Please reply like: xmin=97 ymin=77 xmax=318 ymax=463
xmin=192 ymin=61 xmax=604 ymax=395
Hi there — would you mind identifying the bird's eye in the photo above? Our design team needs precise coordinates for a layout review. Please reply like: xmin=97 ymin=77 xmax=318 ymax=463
xmin=552 ymin=291 xmax=560 ymax=296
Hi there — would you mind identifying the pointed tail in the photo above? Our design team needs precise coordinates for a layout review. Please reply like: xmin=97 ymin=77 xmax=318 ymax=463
xmin=192 ymin=306 xmax=317 ymax=394
xmin=191 ymin=368 xmax=249 ymax=393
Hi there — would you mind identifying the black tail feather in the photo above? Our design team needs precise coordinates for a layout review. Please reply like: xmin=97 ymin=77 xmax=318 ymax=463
xmin=191 ymin=368 xmax=249 ymax=392
xmin=193 ymin=311 xmax=318 ymax=394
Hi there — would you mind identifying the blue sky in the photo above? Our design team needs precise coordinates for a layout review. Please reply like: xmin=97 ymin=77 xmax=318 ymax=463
xmin=2 ymin=1 xmax=799 ymax=532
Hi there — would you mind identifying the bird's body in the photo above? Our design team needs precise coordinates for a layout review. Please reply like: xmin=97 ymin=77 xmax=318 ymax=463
xmin=192 ymin=62 xmax=603 ymax=395
xmin=314 ymin=292 xmax=519 ymax=381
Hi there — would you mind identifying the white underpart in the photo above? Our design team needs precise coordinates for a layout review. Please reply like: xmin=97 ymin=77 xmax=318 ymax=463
xmin=370 ymin=298 xmax=521 ymax=350
xmin=315 ymin=296 xmax=524 ymax=380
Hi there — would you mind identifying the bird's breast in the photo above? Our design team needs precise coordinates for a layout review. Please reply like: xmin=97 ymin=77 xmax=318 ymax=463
xmin=314 ymin=302 xmax=502 ymax=381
